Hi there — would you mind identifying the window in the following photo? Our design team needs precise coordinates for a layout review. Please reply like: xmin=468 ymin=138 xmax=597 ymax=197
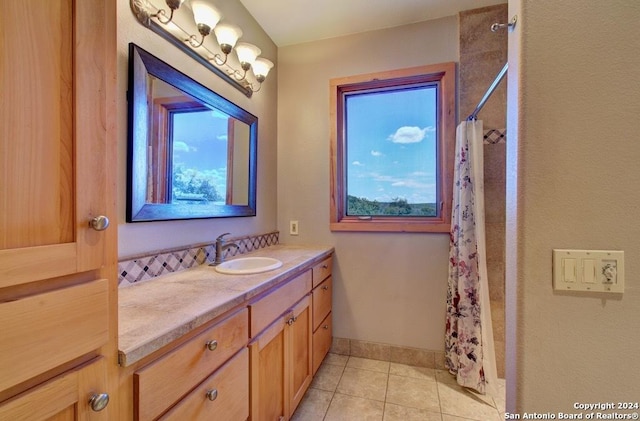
xmin=330 ymin=62 xmax=456 ymax=232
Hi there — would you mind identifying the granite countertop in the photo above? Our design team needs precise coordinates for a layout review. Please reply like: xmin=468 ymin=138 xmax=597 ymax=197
xmin=118 ymin=244 xmax=333 ymax=367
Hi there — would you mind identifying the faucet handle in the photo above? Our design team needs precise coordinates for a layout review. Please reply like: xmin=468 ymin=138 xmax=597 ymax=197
xmin=216 ymin=233 xmax=231 ymax=241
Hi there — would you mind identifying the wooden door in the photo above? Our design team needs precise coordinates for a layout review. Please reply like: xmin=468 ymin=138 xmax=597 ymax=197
xmin=249 ymin=317 xmax=286 ymax=421
xmin=287 ymin=295 xmax=313 ymax=417
xmin=0 ymin=357 xmax=111 ymax=421
xmin=0 ymin=0 xmax=113 ymax=285
xmin=0 ymin=0 xmax=116 ymax=407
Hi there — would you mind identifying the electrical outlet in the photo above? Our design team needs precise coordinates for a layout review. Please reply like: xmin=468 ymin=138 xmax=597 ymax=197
xmin=290 ymin=220 xmax=299 ymax=236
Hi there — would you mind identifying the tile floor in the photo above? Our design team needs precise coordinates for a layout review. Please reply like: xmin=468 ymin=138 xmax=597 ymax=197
xmin=292 ymin=354 xmax=505 ymax=421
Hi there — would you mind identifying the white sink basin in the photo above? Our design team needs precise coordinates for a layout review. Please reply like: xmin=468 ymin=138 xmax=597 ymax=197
xmin=214 ymin=257 xmax=283 ymax=275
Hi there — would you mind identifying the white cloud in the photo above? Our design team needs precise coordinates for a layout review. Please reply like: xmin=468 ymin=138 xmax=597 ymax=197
xmin=352 ymin=161 xmax=364 ymax=166
xmin=173 ymin=141 xmax=190 ymax=152
xmin=371 ymin=150 xmax=383 ymax=157
xmin=387 ymin=126 xmax=434 ymax=144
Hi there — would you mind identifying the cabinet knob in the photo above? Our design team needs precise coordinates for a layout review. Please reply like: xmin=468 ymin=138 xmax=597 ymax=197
xmin=321 ymin=265 xmax=328 ymax=269
xmin=88 ymin=393 xmax=109 ymax=412
xmin=89 ymin=215 xmax=110 ymax=231
xmin=322 ymin=285 xmax=329 ymax=291
xmin=206 ymin=389 xmax=218 ymax=401
xmin=323 ymin=325 xmax=329 ymax=330
xmin=287 ymin=317 xmax=294 ymax=326
xmin=206 ymin=340 xmax=218 ymax=351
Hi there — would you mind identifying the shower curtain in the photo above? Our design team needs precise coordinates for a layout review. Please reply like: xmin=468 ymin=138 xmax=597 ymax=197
xmin=445 ymin=120 xmax=498 ymax=396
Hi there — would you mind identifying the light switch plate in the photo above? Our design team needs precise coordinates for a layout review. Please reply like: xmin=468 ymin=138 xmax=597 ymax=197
xmin=552 ymin=249 xmax=624 ymax=293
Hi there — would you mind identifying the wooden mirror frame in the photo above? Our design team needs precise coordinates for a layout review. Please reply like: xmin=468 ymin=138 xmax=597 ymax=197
xmin=126 ymin=43 xmax=258 ymax=222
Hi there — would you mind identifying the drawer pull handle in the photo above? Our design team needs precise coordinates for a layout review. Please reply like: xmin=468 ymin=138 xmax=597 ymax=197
xmin=206 ymin=340 xmax=218 ymax=351
xmin=88 ymin=393 xmax=109 ymax=412
xmin=323 ymin=325 xmax=329 ymax=330
xmin=287 ymin=318 xmax=294 ymax=326
xmin=322 ymin=285 xmax=329 ymax=291
xmin=321 ymin=265 xmax=328 ymax=269
xmin=206 ymin=389 xmax=218 ymax=401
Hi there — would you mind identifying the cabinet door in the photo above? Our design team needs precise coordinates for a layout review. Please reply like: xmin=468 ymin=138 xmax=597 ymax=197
xmin=0 ymin=0 xmax=113 ymax=287
xmin=287 ymin=295 xmax=312 ymax=417
xmin=249 ymin=295 xmax=313 ymax=421
xmin=0 ymin=357 xmax=111 ymax=421
xmin=250 ymin=317 xmax=286 ymax=421
xmin=0 ymin=0 xmax=115 ymax=401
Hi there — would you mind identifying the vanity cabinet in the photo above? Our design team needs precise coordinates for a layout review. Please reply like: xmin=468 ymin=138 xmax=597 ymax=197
xmin=249 ymin=271 xmax=313 ymax=420
xmin=312 ymin=256 xmax=334 ymax=374
xmin=0 ymin=0 xmax=117 ymax=416
xmin=119 ymin=250 xmax=334 ymax=421
xmin=133 ymin=309 xmax=249 ymax=420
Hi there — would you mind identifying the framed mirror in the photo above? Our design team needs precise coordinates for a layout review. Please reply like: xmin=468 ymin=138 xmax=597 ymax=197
xmin=127 ymin=43 xmax=257 ymax=222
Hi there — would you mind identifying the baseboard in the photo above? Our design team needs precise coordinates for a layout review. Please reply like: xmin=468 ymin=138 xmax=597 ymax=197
xmin=330 ymin=337 xmax=446 ymax=370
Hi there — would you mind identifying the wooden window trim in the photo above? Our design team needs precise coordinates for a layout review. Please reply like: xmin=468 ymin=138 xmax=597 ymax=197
xmin=149 ymin=95 xmax=207 ymax=203
xmin=329 ymin=62 xmax=456 ymax=233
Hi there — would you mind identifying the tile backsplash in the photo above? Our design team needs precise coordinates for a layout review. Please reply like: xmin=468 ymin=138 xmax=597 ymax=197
xmin=118 ymin=231 xmax=279 ymax=287
xmin=484 ymin=128 xmax=506 ymax=144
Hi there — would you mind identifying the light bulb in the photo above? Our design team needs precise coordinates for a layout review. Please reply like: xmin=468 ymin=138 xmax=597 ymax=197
xmin=214 ymin=22 xmax=242 ymax=55
xmin=235 ymin=42 xmax=261 ymax=70
xmin=190 ymin=0 xmax=221 ymax=34
xmin=252 ymin=58 xmax=274 ymax=82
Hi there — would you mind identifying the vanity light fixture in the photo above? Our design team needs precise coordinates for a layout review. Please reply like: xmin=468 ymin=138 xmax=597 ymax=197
xmin=130 ymin=0 xmax=274 ymax=95
xmin=149 ymin=0 xmax=185 ymax=24
xmin=212 ymin=22 xmax=242 ymax=65
xmin=188 ymin=0 xmax=221 ymax=48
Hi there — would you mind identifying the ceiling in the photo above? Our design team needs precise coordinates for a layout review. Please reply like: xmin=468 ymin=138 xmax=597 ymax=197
xmin=238 ymin=0 xmax=506 ymax=47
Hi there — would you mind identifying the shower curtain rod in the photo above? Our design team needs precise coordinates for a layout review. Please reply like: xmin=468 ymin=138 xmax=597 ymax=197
xmin=467 ymin=62 xmax=508 ymax=121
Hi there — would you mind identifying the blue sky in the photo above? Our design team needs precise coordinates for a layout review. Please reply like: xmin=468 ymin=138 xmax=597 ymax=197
xmin=172 ymin=109 xmax=230 ymax=194
xmin=345 ymin=85 xmax=437 ymax=204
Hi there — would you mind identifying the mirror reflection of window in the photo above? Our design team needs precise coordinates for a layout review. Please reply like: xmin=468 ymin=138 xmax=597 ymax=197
xmin=171 ymin=109 xmax=228 ymax=205
xmin=146 ymin=76 xmax=250 ymax=206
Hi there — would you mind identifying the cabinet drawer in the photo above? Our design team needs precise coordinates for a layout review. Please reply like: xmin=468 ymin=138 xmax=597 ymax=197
xmin=135 ymin=308 xmax=248 ymax=421
xmin=249 ymin=270 xmax=311 ymax=337
xmin=312 ymin=276 xmax=332 ymax=331
xmin=312 ymin=256 xmax=332 ymax=288
xmin=0 ymin=279 xmax=109 ymax=392
xmin=312 ymin=312 xmax=332 ymax=375
xmin=160 ymin=348 xmax=249 ymax=421
xmin=0 ymin=356 xmax=109 ymax=421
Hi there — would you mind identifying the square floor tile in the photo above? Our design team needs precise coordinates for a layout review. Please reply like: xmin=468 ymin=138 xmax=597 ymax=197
xmin=389 ymin=363 xmax=437 ymax=380
xmin=336 ymin=367 xmax=389 ymax=401
xmin=438 ymin=380 xmax=502 ymax=421
xmin=386 ymin=374 xmax=440 ymax=412
xmin=324 ymin=353 xmax=349 ymax=367
xmin=346 ymin=356 xmax=390 ymax=373
xmin=310 ymin=363 xmax=345 ymax=392
xmin=383 ymin=403 xmax=442 ymax=421
xmin=291 ymin=388 xmax=333 ymax=421
xmin=325 ymin=393 xmax=384 ymax=421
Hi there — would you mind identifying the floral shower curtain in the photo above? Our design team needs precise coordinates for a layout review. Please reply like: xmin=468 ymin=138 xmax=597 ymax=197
xmin=445 ymin=120 xmax=498 ymax=395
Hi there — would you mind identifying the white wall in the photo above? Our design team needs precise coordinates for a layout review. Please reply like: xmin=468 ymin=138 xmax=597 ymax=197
xmin=277 ymin=17 xmax=459 ymax=350
xmin=116 ymin=0 xmax=278 ymax=258
xmin=507 ymin=0 xmax=640 ymax=411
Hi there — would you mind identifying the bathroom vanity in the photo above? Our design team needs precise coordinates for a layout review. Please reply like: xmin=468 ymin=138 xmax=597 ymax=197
xmin=117 ymin=245 xmax=333 ymax=420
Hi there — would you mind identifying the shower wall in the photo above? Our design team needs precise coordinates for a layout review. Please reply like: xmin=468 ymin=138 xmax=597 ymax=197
xmin=459 ymin=4 xmax=508 ymax=378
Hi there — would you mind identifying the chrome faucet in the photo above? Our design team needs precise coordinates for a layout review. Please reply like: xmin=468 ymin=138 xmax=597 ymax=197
xmin=212 ymin=233 xmax=239 ymax=266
